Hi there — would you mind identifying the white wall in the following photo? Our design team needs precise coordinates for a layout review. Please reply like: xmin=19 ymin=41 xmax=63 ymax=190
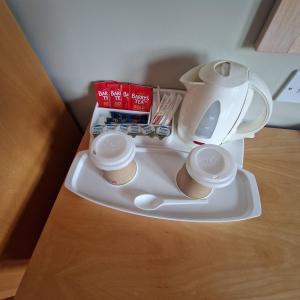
xmin=7 ymin=0 xmax=300 ymax=129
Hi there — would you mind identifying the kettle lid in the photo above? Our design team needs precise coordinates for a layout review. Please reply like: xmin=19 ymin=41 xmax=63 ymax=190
xmin=198 ymin=60 xmax=249 ymax=87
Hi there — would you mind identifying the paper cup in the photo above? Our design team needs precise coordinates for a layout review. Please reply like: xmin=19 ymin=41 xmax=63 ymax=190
xmin=177 ymin=144 xmax=237 ymax=199
xmin=89 ymin=132 xmax=137 ymax=185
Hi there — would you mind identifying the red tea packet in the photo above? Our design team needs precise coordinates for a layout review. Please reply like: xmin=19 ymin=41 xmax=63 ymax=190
xmin=129 ymin=84 xmax=153 ymax=112
xmin=121 ymin=83 xmax=130 ymax=110
xmin=94 ymin=81 xmax=112 ymax=108
xmin=108 ymin=82 xmax=122 ymax=109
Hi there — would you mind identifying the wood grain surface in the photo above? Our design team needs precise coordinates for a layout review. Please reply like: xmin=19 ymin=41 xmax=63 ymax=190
xmin=15 ymin=127 xmax=300 ymax=300
xmin=0 ymin=1 xmax=81 ymax=297
xmin=0 ymin=0 xmax=81 ymax=256
xmin=0 ymin=260 xmax=26 ymax=299
xmin=256 ymin=0 xmax=300 ymax=53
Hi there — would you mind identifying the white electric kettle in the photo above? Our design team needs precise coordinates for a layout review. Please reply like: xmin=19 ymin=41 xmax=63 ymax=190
xmin=177 ymin=60 xmax=273 ymax=145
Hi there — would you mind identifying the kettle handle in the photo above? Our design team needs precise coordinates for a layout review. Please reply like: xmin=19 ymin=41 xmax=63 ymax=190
xmin=226 ymin=72 xmax=273 ymax=141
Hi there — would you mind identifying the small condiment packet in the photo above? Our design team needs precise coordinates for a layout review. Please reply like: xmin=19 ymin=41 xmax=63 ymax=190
xmin=151 ymin=93 xmax=182 ymax=125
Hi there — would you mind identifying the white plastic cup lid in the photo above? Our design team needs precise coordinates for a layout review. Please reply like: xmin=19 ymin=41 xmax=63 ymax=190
xmin=89 ymin=132 xmax=136 ymax=171
xmin=186 ymin=144 xmax=237 ymax=188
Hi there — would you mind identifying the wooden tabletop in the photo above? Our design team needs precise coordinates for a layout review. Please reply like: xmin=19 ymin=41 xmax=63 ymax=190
xmin=15 ymin=127 xmax=300 ymax=300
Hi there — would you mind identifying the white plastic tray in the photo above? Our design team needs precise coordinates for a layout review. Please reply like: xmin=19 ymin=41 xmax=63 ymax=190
xmin=65 ymin=147 xmax=261 ymax=222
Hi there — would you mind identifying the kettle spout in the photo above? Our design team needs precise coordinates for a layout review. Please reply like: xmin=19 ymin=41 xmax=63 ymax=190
xmin=179 ymin=65 xmax=204 ymax=90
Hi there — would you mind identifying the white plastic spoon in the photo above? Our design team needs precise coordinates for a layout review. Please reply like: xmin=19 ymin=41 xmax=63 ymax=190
xmin=134 ymin=193 xmax=208 ymax=211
